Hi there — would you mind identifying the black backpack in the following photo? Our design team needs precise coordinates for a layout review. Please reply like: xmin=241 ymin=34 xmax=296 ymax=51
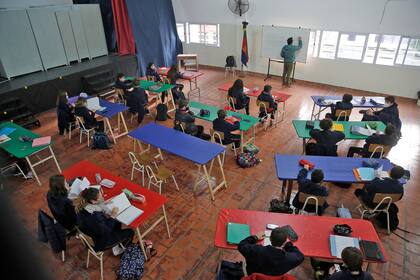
xmin=376 ymin=203 xmax=399 ymax=231
xmin=92 ymin=132 xmax=112 ymax=149
xmin=225 ymin=56 xmax=236 ymax=67
xmin=155 ymin=103 xmax=168 ymax=121
xmin=269 ymin=199 xmax=294 ymax=214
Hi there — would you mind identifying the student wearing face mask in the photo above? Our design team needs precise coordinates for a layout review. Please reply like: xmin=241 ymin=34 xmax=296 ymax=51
xmin=146 ymin=62 xmax=162 ymax=82
xmin=361 ymin=96 xmax=402 ymax=137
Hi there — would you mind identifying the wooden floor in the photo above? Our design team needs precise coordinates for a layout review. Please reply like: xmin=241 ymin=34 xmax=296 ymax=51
xmin=5 ymin=68 xmax=420 ymax=280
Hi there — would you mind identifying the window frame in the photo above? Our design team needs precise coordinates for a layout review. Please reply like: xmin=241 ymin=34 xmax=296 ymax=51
xmin=176 ymin=22 xmax=186 ymax=43
xmin=187 ymin=22 xmax=220 ymax=47
xmin=336 ymin=32 xmax=367 ymax=61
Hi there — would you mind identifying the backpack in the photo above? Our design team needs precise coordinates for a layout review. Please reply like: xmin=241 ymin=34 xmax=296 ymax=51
xmin=92 ymin=132 xmax=111 ymax=149
xmin=155 ymin=103 xmax=168 ymax=121
xmin=216 ymin=260 xmax=244 ymax=280
xmin=236 ymin=152 xmax=260 ymax=168
xmin=376 ymin=203 xmax=399 ymax=231
xmin=225 ymin=56 xmax=237 ymax=68
xmin=243 ymin=143 xmax=259 ymax=154
xmin=117 ymin=244 xmax=145 ymax=280
xmin=269 ymin=199 xmax=294 ymax=214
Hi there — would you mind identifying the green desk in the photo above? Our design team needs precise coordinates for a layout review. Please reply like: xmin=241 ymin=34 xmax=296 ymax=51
xmin=189 ymin=101 xmax=260 ymax=150
xmin=0 ymin=122 xmax=61 ymax=185
xmin=292 ymin=120 xmax=386 ymax=153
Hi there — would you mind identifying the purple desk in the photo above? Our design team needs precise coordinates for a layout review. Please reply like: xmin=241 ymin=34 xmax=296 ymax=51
xmin=310 ymin=95 xmax=385 ymax=120
xmin=129 ymin=123 xmax=227 ymax=200
xmin=275 ymin=154 xmax=393 ymax=201
xmin=69 ymin=97 xmax=129 ymax=143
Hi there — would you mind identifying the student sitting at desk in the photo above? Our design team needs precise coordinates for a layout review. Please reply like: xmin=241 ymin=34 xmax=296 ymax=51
xmin=328 ymin=247 xmax=374 ymax=280
xmin=47 ymin=174 xmax=77 ymax=231
xmin=238 ymin=227 xmax=304 ymax=276
xmin=74 ymin=97 xmax=103 ymax=130
xmin=309 ymin=118 xmax=345 ymax=156
xmin=171 ymin=84 xmax=187 ymax=105
xmin=228 ymin=79 xmax=250 ymax=115
xmin=354 ymin=165 xmax=404 ymax=208
xmin=115 ymin=73 xmax=132 ymax=95
xmin=174 ymin=99 xmax=206 ymax=139
xmin=213 ymin=109 xmax=241 ymax=148
xmin=347 ymin=123 xmax=399 ymax=158
xmin=292 ymin=166 xmax=329 ymax=215
xmin=57 ymin=91 xmax=75 ymax=136
xmin=327 ymin=93 xmax=353 ymax=121
xmin=126 ymin=79 xmax=149 ymax=125
xmin=361 ymin=96 xmax=402 ymax=137
xmin=146 ymin=62 xmax=162 ymax=82
xmin=257 ymin=85 xmax=278 ymax=119
xmin=75 ymin=188 xmax=134 ymax=256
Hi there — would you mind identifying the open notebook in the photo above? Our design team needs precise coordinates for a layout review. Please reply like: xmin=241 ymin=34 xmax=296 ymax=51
xmin=86 ymin=97 xmax=106 ymax=112
xmin=105 ymin=193 xmax=143 ymax=225
xmin=68 ymin=177 xmax=91 ymax=199
xmin=330 ymin=234 xmax=360 ymax=258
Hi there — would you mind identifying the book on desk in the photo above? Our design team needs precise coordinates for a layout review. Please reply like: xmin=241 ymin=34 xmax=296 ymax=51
xmin=105 ymin=193 xmax=143 ymax=225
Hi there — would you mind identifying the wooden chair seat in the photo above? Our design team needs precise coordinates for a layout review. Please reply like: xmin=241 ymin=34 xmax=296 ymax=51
xmin=155 ymin=166 xmax=173 ymax=181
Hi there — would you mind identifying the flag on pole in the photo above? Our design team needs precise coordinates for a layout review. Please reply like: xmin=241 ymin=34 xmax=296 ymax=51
xmin=241 ymin=21 xmax=249 ymax=67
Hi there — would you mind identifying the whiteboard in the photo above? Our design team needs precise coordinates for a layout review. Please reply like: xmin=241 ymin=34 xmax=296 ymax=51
xmin=261 ymin=26 xmax=311 ymax=63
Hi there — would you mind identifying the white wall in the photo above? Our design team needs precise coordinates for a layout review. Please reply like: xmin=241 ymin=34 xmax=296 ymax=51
xmin=172 ymin=0 xmax=420 ymax=99
xmin=0 ymin=0 xmax=72 ymax=9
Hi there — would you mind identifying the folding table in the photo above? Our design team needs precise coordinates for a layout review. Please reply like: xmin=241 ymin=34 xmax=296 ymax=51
xmin=292 ymin=120 xmax=386 ymax=153
xmin=274 ymin=154 xmax=393 ymax=202
xmin=128 ymin=123 xmax=227 ymax=201
xmin=158 ymin=67 xmax=204 ymax=99
xmin=139 ymin=80 xmax=176 ymax=113
xmin=310 ymin=95 xmax=385 ymax=120
xmin=215 ymin=209 xmax=388 ymax=263
xmin=62 ymin=160 xmax=169 ymax=261
xmin=189 ymin=101 xmax=260 ymax=151
xmin=0 ymin=122 xmax=61 ymax=185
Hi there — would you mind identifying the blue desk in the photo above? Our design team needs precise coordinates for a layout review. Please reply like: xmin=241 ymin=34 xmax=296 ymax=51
xmin=274 ymin=154 xmax=393 ymax=201
xmin=69 ymin=97 xmax=129 ymax=143
xmin=310 ymin=95 xmax=385 ymax=120
xmin=129 ymin=123 xmax=227 ymax=200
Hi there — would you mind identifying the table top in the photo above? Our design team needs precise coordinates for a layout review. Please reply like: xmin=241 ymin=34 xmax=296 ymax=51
xmin=274 ymin=154 xmax=393 ymax=182
xmin=292 ymin=120 xmax=386 ymax=139
xmin=128 ymin=123 xmax=225 ymax=165
xmin=139 ymin=80 xmax=174 ymax=93
xmin=62 ymin=160 xmax=167 ymax=229
xmin=214 ymin=209 xmax=387 ymax=262
xmin=177 ymin=54 xmax=197 ymax=58
xmin=0 ymin=122 xmax=49 ymax=158
xmin=68 ymin=97 xmax=128 ymax=118
xmin=311 ymin=96 xmax=385 ymax=108
xmin=247 ymin=90 xmax=292 ymax=102
xmin=189 ymin=101 xmax=260 ymax=131
xmin=158 ymin=67 xmax=203 ymax=80
xmin=217 ymin=82 xmax=256 ymax=92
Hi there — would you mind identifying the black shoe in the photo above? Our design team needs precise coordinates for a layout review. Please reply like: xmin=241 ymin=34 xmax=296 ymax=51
xmin=359 ymin=110 xmax=367 ymax=114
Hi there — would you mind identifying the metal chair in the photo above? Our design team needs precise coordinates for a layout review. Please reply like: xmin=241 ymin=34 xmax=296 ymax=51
xmin=297 ymin=192 xmax=327 ymax=215
xmin=145 ymin=165 xmax=179 ymax=194
xmin=75 ymin=116 xmax=95 ymax=147
xmin=368 ymin=144 xmax=391 ymax=159
xmin=334 ymin=109 xmax=352 ymax=121
xmin=128 ymin=152 xmax=157 ymax=186
xmin=210 ymin=129 xmax=238 ymax=165
xmin=77 ymin=230 xmax=105 ymax=280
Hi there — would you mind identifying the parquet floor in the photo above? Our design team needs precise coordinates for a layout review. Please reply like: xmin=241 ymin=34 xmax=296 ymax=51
xmin=4 ymin=67 xmax=420 ymax=279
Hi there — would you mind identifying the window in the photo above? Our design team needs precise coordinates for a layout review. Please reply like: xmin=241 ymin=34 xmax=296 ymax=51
xmin=395 ymin=37 xmax=409 ymax=64
xmin=319 ymin=31 xmax=339 ymax=59
xmin=363 ymin=34 xmax=379 ymax=64
xmin=337 ymin=33 xmax=366 ymax=60
xmin=176 ymin=23 xmax=185 ymax=42
xmin=375 ymin=35 xmax=401 ymax=66
xmin=308 ymin=30 xmax=321 ymax=58
xmin=188 ymin=23 xmax=219 ymax=46
xmin=404 ymin=38 xmax=420 ymax=66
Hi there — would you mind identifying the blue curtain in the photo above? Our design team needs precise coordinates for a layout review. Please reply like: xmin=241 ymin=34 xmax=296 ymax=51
xmin=125 ymin=0 xmax=183 ymax=76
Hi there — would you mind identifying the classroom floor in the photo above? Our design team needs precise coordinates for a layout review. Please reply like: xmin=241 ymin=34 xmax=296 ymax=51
xmin=5 ymin=67 xmax=420 ymax=280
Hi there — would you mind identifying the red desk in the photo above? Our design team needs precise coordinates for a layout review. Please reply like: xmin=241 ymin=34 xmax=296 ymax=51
xmin=62 ymin=160 xmax=170 ymax=261
xmin=215 ymin=209 xmax=387 ymax=263
xmin=159 ymin=67 xmax=204 ymax=99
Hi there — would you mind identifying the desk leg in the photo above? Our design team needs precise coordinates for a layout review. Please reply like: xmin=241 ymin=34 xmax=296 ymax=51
xmin=202 ymin=164 xmax=215 ymax=201
xmin=49 ymin=146 xmax=62 ymax=173
xmin=310 ymin=103 xmax=316 ymax=120
xmin=285 ymin=180 xmax=294 ymax=203
xmin=135 ymin=228 xmax=148 ymax=261
xmin=120 ymin=112 xmax=128 ymax=137
xmin=157 ymin=148 xmax=164 ymax=160
xmin=193 ymin=165 xmax=202 ymax=191
xmin=281 ymin=180 xmax=287 ymax=197
xmin=240 ymin=131 xmax=244 ymax=152
xmin=217 ymin=155 xmax=228 ymax=189
xmin=105 ymin=118 xmax=117 ymax=144
xmin=302 ymin=138 xmax=307 ymax=154
xmin=25 ymin=156 xmax=41 ymax=186
xmin=282 ymin=101 xmax=286 ymax=121
xmin=162 ymin=205 xmax=171 ymax=238
xmin=317 ymin=106 xmax=322 ymax=120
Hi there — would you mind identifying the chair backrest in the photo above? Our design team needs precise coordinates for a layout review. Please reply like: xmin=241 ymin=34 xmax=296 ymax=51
xmin=373 ymin=193 xmax=402 ymax=204
xmin=128 ymin=152 xmax=140 ymax=166
xmin=227 ymin=96 xmax=237 ymax=110
xmin=162 ymin=77 xmax=170 ymax=84
xmin=75 ymin=116 xmax=88 ymax=131
xmin=256 ymin=100 xmax=269 ymax=113
xmin=174 ymin=121 xmax=186 ymax=133
xmin=145 ymin=165 xmax=157 ymax=181
xmin=335 ymin=109 xmax=352 ymax=119
xmin=146 ymin=75 xmax=154 ymax=81
xmin=77 ymin=229 xmax=101 ymax=254
xmin=368 ymin=144 xmax=391 ymax=158
xmin=210 ymin=128 xmax=225 ymax=144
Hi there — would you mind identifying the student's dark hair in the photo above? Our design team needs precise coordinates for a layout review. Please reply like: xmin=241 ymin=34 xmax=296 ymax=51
xmin=342 ymin=247 xmax=363 ymax=272
xmin=390 ymin=165 xmax=405 ymax=180
xmin=270 ymin=227 xmax=288 ymax=247
xmin=319 ymin=118 xmax=333 ymax=131
xmin=74 ymin=188 xmax=99 ymax=213
xmin=342 ymin=93 xmax=353 ymax=103
xmin=117 ymin=73 xmax=125 ymax=80
xmin=57 ymin=91 xmax=68 ymax=106
xmin=231 ymin=79 xmax=244 ymax=91
xmin=132 ymin=78 xmax=140 ymax=87
xmin=167 ymin=64 xmax=178 ymax=77
xmin=385 ymin=96 xmax=395 ymax=104
xmin=217 ymin=109 xmax=227 ymax=119
xmin=287 ymin=37 xmax=293 ymax=45
xmin=263 ymin=85 xmax=272 ymax=92
xmin=176 ymin=84 xmax=184 ymax=91
xmin=75 ymin=97 xmax=86 ymax=107
xmin=311 ymin=169 xmax=324 ymax=183
xmin=147 ymin=62 xmax=154 ymax=70
xmin=384 ymin=123 xmax=396 ymax=136
xmin=49 ymin=175 xmax=68 ymax=196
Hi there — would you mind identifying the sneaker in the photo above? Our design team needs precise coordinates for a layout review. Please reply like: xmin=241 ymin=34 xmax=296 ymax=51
xmin=112 ymin=245 xmax=124 ymax=256
xmin=25 ymin=171 xmax=33 ymax=179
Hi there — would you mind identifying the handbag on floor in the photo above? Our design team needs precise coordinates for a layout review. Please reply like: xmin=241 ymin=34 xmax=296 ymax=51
xmin=117 ymin=244 xmax=145 ymax=280
xmin=216 ymin=260 xmax=244 ymax=280
xmin=236 ymin=152 xmax=260 ymax=168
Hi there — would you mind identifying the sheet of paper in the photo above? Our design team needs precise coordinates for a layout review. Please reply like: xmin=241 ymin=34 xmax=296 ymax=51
xmin=0 ymin=135 xmax=11 ymax=144
xmin=105 ymin=193 xmax=131 ymax=216
xmin=323 ymin=99 xmax=339 ymax=105
xmin=32 ymin=136 xmax=51 ymax=147
xmin=358 ymin=167 xmax=375 ymax=181
xmin=189 ymin=107 xmax=200 ymax=115
xmin=116 ymin=206 xmax=144 ymax=225
xmin=330 ymin=235 xmax=359 ymax=257
xmin=68 ymin=177 xmax=91 ymax=198
xmin=263 ymin=237 xmax=271 ymax=246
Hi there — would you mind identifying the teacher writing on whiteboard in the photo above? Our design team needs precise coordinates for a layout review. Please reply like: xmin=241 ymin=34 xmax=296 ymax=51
xmin=281 ymin=36 xmax=302 ymax=87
